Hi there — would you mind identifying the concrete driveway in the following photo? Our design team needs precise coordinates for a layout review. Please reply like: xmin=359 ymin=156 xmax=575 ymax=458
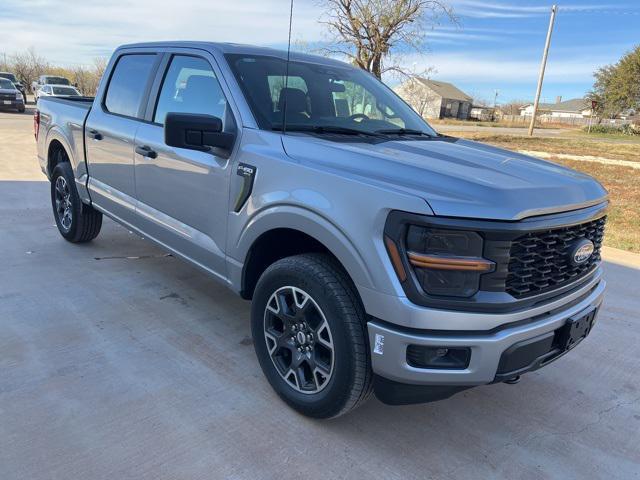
xmin=1 ymin=111 xmax=639 ymax=479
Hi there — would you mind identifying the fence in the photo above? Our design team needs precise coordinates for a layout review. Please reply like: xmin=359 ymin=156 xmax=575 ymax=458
xmin=499 ymin=114 xmax=631 ymax=127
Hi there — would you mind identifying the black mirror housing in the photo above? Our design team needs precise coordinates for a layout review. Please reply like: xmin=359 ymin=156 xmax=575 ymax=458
xmin=165 ymin=113 xmax=234 ymax=152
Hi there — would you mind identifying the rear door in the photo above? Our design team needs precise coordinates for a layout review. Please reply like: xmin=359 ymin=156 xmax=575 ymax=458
xmin=133 ymin=51 xmax=237 ymax=278
xmin=85 ymin=51 xmax=160 ymax=223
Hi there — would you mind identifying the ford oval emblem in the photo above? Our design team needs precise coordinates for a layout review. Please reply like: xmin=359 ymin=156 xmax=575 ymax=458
xmin=571 ymin=239 xmax=595 ymax=265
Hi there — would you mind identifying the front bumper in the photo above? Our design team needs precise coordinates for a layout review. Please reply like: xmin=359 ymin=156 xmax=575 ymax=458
xmin=0 ymin=98 xmax=24 ymax=110
xmin=367 ymin=277 xmax=605 ymax=404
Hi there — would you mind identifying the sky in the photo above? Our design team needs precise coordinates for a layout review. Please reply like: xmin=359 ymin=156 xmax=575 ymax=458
xmin=1 ymin=0 xmax=639 ymax=104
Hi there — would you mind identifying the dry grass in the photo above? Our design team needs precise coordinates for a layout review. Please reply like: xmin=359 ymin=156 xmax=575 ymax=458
xmin=451 ymin=133 xmax=640 ymax=162
xmin=557 ymin=160 xmax=640 ymax=253
xmin=430 ymin=118 xmax=575 ymax=129
xmin=451 ymin=133 xmax=640 ymax=253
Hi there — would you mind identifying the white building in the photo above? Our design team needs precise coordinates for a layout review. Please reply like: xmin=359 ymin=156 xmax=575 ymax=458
xmin=520 ymin=98 xmax=592 ymax=118
xmin=395 ymin=78 xmax=473 ymax=120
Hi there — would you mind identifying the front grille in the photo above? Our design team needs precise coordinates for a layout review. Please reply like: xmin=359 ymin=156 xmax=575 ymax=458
xmin=0 ymin=93 xmax=15 ymax=101
xmin=505 ymin=216 xmax=606 ymax=298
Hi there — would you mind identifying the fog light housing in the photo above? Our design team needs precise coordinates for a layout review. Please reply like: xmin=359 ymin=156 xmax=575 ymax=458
xmin=407 ymin=345 xmax=471 ymax=369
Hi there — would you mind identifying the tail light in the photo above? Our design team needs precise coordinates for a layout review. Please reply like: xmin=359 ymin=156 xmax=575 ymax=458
xmin=34 ymin=109 xmax=40 ymax=141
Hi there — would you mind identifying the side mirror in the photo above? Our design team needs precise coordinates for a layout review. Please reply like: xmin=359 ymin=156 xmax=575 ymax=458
xmin=165 ymin=112 xmax=234 ymax=152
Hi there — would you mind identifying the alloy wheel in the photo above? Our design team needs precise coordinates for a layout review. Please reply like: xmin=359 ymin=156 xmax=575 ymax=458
xmin=263 ymin=286 xmax=334 ymax=394
xmin=54 ymin=176 xmax=72 ymax=231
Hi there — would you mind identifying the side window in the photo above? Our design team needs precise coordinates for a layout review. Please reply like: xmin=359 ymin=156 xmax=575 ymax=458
xmin=154 ymin=55 xmax=227 ymax=125
xmin=104 ymin=54 xmax=157 ymax=118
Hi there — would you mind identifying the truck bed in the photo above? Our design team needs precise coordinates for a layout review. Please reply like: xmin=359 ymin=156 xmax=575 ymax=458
xmin=39 ymin=96 xmax=94 ymax=109
xmin=36 ymin=95 xmax=96 ymax=188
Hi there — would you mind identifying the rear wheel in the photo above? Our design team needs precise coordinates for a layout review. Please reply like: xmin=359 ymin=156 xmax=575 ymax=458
xmin=51 ymin=160 xmax=102 ymax=243
xmin=251 ymin=253 xmax=373 ymax=418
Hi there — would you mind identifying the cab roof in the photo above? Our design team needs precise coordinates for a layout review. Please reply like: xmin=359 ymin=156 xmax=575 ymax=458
xmin=117 ymin=41 xmax=351 ymax=68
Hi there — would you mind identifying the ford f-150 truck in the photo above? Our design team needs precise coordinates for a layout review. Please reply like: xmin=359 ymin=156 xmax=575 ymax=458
xmin=35 ymin=42 xmax=607 ymax=418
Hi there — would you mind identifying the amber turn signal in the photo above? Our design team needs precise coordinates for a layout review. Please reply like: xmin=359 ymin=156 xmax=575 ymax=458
xmin=384 ymin=235 xmax=407 ymax=282
xmin=408 ymin=252 xmax=494 ymax=272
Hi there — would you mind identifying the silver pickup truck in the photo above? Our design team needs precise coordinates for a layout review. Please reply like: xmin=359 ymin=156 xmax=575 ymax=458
xmin=35 ymin=42 xmax=608 ymax=418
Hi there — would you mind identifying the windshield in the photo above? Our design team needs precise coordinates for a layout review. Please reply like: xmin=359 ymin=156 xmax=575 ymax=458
xmin=0 ymin=73 xmax=17 ymax=83
xmin=0 ymin=78 xmax=15 ymax=89
xmin=225 ymin=54 xmax=437 ymax=137
xmin=52 ymin=86 xmax=79 ymax=96
xmin=46 ymin=77 xmax=71 ymax=85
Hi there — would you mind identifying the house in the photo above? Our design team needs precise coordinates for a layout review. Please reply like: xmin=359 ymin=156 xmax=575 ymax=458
xmin=520 ymin=97 xmax=592 ymax=118
xmin=395 ymin=78 xmax=473 ymax=120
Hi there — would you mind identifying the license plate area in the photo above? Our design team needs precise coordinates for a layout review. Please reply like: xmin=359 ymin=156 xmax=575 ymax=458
xmin=3 ymin=100 xmax=12 ymax=105
xmin=557 ymin=307 xmax=597 ymax=351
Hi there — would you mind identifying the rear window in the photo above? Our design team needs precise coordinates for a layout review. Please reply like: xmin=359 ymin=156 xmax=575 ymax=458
xmin=104 ymin=54 xmax=157 ymax=118
xmin=46 ymin=77 xmax=70 ymax=85
xmin=0 ymin=73 xmax=17 ymax=82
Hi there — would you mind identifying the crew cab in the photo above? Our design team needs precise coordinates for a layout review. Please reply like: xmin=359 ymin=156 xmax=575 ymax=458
xmin=34 ymin=42 xmax=607 ymax=418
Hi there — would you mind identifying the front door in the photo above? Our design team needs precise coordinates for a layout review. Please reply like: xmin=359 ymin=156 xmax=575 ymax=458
xmin=133 ymin=54 xmax=234 ymax=279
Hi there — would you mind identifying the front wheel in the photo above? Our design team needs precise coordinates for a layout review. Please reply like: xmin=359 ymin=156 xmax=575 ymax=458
xmin=51 ymin=161 xmax=103 ymax=242
xmin=251 ymin=253 xmax=373 ymax=418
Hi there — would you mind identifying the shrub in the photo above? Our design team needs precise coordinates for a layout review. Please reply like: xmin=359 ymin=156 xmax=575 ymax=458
xmin=584 ymin=123 xmax=639 ymax=135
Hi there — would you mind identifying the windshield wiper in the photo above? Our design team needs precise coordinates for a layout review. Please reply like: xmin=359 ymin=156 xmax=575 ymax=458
xmin=272 ymin=125 xmax=380 ymax=137
xmin=374 ymin=128 xmax=433 ymax=137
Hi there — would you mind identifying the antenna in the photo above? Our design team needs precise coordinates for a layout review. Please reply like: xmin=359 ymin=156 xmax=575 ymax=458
xmin=282 ymin=0 xmax=294 ymax=135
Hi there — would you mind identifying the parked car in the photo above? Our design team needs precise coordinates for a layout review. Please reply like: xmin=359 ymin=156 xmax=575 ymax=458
xmin=32 ymin=75 xmax=72 ymax=100
xmin=35 ymin=42 xmax=607 ymax=418
xmin=0 ymin=72 xmax=27 ymax=100
xmin=0 ymin=77 xmax=25 ymax=113
xmin=36 ymin=84 xmax=81 ymax=100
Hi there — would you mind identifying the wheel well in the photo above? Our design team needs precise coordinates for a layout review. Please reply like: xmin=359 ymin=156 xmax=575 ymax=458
xmin=47 ymin=140 xmax=68 ymax=176
xmin=241 ymin=228 xmax=341 ymax=300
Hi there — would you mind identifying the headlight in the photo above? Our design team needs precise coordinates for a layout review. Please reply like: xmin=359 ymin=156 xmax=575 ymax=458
xmin=16 ymin=92 xmax=23 ymax=100
xmin=405 ymin=226 xmax=493 ymax=297
xmin=384 ymin=214 xmax=495 ymax=298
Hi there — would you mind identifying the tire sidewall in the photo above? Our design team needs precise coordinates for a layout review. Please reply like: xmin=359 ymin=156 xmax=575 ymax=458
xmin=251 ymin=259 xmax=362 ymax=416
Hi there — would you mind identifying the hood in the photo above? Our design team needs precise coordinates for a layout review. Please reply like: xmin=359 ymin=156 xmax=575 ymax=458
xmin=0 ymin=88 xmax=17 ymax=94
xmin=281 ymin=135 xmax=607 ymax=220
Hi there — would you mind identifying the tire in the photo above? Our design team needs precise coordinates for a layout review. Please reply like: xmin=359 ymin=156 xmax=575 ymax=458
xmin=251 ymin=253 xmax=373 ymax=418
xmin=51 ymin=160 xmax=102 ymax=243
xmin=17 ymin=106 xmax=25 ymax=113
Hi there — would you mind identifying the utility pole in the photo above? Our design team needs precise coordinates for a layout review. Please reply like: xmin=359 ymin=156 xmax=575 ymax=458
xmin=528 ymin=4 xmax=557 ymax=136
xmin=493 ymin=89 xmax=499 ymax=122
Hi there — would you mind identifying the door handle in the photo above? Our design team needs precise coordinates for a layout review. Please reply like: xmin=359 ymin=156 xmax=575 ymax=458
xmin=135 ymin=145 xmax=157 ymax=159
xmin=87 ymin=129 xmax=102 ymax=140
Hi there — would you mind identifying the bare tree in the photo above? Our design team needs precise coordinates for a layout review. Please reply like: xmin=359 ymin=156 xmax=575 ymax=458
xmin=0 ymin=52 xmax=10 ymax=72
xmin=320 ymin=0 xmax=456 ymax=79
xmin=71 ymin=58 xmax=107 ymax=95
xmin=500 ymin=100 xmax=526 ymax=116
xmin=11 ymin=47 xmax=49 ymax=92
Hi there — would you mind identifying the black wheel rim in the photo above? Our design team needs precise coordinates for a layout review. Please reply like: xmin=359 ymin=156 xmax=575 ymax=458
xmin=264 ymin=286 xmax=334 ymax=394
xmin=54 ymin=176 xmax=72 ymax=231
